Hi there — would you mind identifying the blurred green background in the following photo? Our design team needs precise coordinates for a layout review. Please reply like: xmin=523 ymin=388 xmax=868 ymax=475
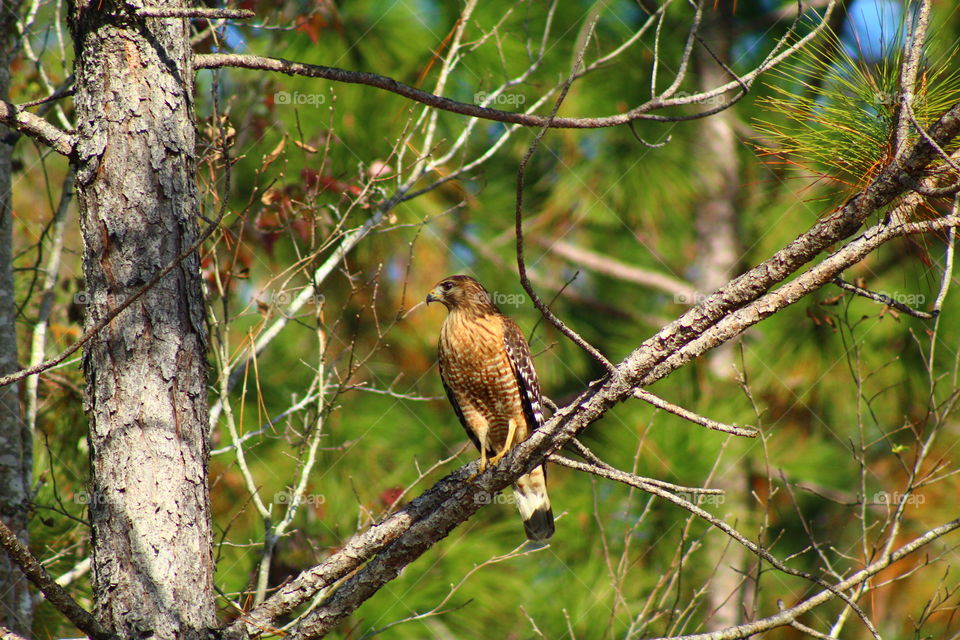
xmin=12 ymin=0 xmax=960 ymax=638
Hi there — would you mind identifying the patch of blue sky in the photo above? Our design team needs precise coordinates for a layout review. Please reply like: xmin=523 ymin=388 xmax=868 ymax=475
xmin=841 ymin=0 xmax=905 ymax=63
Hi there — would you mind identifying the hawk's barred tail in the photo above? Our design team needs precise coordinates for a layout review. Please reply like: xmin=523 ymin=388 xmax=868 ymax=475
xmin=514 ymin=465 xmax=554 ymax=541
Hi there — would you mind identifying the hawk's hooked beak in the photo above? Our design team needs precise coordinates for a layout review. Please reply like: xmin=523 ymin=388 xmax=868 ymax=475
xmin=426 ymin=288 xmax=442 ymax=304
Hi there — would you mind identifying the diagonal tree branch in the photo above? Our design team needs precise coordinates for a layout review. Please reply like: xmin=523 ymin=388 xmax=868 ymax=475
xmin=0 ymin=100 xmax=74 ymax=156
xmin=220 ymin=99 xmax=960 ymax=640
xmin=0 ymin=519 xmax=113 ymax=640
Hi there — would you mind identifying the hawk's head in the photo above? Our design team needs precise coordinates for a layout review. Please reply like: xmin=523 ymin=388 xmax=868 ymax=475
xmin=426 ymin=275 xmax=499 ymax=315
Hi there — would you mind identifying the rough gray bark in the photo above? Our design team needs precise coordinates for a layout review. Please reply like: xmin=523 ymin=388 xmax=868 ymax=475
xmin=0 ymin=1 xmax=33 ymax=634
xmin=69 ymin=1 xmax=215 ymax=638
xmin=691 ymin=5 xmax=751 ymax=630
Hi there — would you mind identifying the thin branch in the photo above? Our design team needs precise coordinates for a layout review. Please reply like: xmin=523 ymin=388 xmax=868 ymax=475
xmin=632 ymin=389 xmax=758 ymax=437
xmin=0 ymin=100 xmax=74 ymax=156
xmin=514 ymin=16 xmax=614 ymax=373
xmin=650 ymin=518 xmax=960 ymax=640
xmin=0 ymin=519 xmax=113 ymax=640
xmin=136 ymin=6 xmax=254 ymax=18
xmin=932 ymin=204 xmax=956 ymax=314
xmin=788 ymin=618 xmax=840 ymax=640
xmin=358 ymin=543 xmax=545 ymax=639
xmin=25 ymin=167 xmax=74 ymax=431
xmin=832 ymin=277 xmax=935 ymax=319
xmin=54 ymin=556 xmax=91 ymax=588
xmin=193 ymin=7 xmax=836 ymax=130
xmin=550 ymin=454 xmax=723 ymax=496
xmin=894 ymin=0 xmax=931 ymax=158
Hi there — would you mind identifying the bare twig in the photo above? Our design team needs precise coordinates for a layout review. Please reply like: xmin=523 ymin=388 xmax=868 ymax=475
xmin=632 ymin=389 xmax=758 ymax=437
xmin=25 ymin=167 xmax=74 ymax=431
xmin=136 ymin=6 xmax=254 ymax=18
xmin=514 ymin=16 xmax=614 ymax=373
xmin=932 ymin=203 xmax=956 ymax=314
xmin=894 ymin=0 xmax=931 ymax=158
xmin=550 ymin=454 xmax=723 ymax=496
xmin=832 ymin=277 xmax=935 ymax=319
xmin=193 ymin=6 xmax=836 ymax=129
xmin=650 ymin=518 xmax=960 ymax=640
xmin=0 ymin=100 xmax=73 ymax=156
xmin=544 ymin=239 xmax=696 ymax=300
xmin=0 ymin=519 xmax=113 ymax=640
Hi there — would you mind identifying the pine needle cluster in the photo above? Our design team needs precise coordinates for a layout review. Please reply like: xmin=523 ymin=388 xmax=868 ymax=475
xmin=755 ymin=19 xmax=960 ymax=189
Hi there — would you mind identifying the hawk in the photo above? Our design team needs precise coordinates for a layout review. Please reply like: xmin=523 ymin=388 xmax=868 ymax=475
xmin=426 ymin=275 xmax=554 ymax=541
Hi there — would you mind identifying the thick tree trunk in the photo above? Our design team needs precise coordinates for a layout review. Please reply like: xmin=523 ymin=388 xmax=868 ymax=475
xmin=0 ymin=1 xmax=34 ymax=635
xmin=69 ymin=2 xmax=215 ymax=638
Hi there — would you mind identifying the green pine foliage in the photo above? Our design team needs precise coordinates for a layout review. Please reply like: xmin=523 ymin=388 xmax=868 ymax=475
xmin=756 ymin=19 xmax=960 ymax=188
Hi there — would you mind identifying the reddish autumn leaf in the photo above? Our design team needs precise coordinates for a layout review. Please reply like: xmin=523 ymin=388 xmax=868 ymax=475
xmin=295 ymin=14 xmax=328 ymax=44
xmin=301 ymin=168 xmax=362 ymax=196
xmin=259 ymin=231 xmax=281 ymax=256
xmin=379 ymin=487 xmax=404 ymax=507
xmin=291 ymin=217 xmax=313 ymax=242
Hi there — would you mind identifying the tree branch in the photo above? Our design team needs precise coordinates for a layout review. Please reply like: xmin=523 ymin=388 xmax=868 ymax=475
xmin=549 ymin=453 xmax=724 ymax=496
xmin=832 ymin=277 xmax=934 ymax=319
xmin=0 ymin=519 xmax=112 ymax=640
xmin=0 ymin=100 xmax=74 ymax=156
xmin=136 ymin=6 xmax=254 ymax=18
xmin=192 ymin=5 xmax=834 ymax=130
xmin=513 ymin=17 xmax=615 ymax=373
xmin=650 ymin=518 xmax=960 ymax=640
xmin=219 ymin=99 xmax=960 ymax=640
xmin=632 ymin=388 xmax=758 ymax=437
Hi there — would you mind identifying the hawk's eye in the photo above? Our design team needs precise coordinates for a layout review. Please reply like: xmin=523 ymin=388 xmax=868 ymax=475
xmin=441 ymin=281 xmax=454 ymax=292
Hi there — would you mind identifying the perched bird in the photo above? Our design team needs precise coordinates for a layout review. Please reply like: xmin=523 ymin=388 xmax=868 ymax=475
xmin=426 ymin=275 xmax=554 ymax=541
